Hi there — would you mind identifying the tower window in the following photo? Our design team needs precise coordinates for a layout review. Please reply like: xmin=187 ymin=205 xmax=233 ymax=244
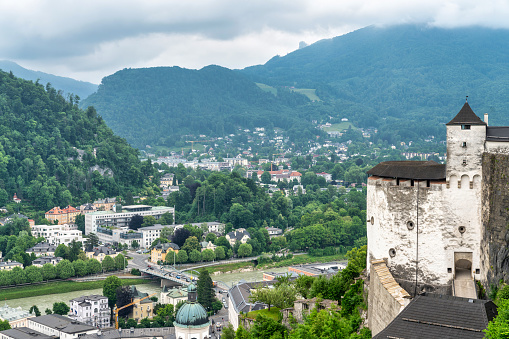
xmin=462 ymin=160 xmax=467 ymax=166
xmin=461 ymin=125 xmax=471 ymax=130
xmin=462 ymin=142 xmax=467 ymax=148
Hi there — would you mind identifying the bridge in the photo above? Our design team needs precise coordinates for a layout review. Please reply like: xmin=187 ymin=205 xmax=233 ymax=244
xmin=141 ymin=267 xmax=194 ymax=286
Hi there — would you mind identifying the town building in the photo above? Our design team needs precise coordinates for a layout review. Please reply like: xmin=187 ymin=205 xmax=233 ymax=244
xmin=85 ymin=246 xmax=118 ymax=263
xmin=79 ymin=203 xmax=97 ymax=214
xmin=150 ymin=242 xmax=180 ymax=264
xmin=265 ymin=227 xmax=283 ymax=238
xmin=253 ymin=170 xmax=302 ymax=183
xmin=228 ymin=281 xmax=270 ymax=330
xmin=174 ymin=284 xmax=210 ymax=339
xmin=69 ymin=295 xmax=110 ymax=328
xmin=84 ymin=205 xmax=174 ymax=235
xmin=92 ymin=197 xmax=117 ymax=211
xmin=0 ymin=327 xmax=53 ymax=339
xmin=200 ymin=241 xmax=216 ymax=252
xmin=32 ymin=256 xmax=63 ymax=267
xmin=288 ymin=262 xmax=346 ymax=277
xmin=25 ymin=314 xmax=99 ymax=338
xmin=129 ymin=286 xmax=154 ymax=322
xmin=138 ymin=224 xmax=166 ymax=248
xmin=160 ymin=286 xmax=188 ymax=307
xmin=225 ymin=228 xmax=251 ymax=247
xmin=45 ymin=206 xmax=80 ymax=225
xmin=26 ymin=242 xmax=57 ymax=257
xmin=159 ymin=173 xmax=174 ymax=188
xmin=316 ymin=172 xmax=332 ymax=182
xmin=31 ymin=224 xmax=84 ymax=246
xmin=0 ymin=304 xmax=34 ymax=328
xmin=95 ymin=226 xmax=142 ymax=249
xmin=0 ymin=261 xmax=23 ymax=271
xmin=0 ymin=214 xmax=35 ymax=227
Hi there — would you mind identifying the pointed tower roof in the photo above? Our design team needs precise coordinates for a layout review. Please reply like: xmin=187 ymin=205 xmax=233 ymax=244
xmin=446 ymin=101 xmax=486 ymax=126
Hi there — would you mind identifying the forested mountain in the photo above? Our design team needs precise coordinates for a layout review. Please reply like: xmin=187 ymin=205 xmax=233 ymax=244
xmin=80 ymin=65 xmax=322 ymax=149
xmin=0 ymin=70 xmax=146 ymax=211
xmin=241 ymin=25 xmax=509 ymax=143
xmin=0 ymin=60 xmax=98 ymax=99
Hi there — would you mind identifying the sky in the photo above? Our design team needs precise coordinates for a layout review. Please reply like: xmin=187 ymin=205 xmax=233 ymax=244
xmin=1 ymin=0 xmax=507 ymax=84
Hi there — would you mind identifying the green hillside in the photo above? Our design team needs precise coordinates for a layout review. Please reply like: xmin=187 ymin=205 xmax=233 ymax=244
xmin=81 ymin=65 xmax=319 ymax=149
xmin=241 ymin=25 xmax=509 ymax=143
xmin=0 ymin=70 xmax=146 ymax=211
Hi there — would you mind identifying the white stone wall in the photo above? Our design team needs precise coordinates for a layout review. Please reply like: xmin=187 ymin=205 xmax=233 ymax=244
xmin=367 ymin=176 xmax=482 ymax=290
xmin=446 ymin=124 xmax=485 ymax=180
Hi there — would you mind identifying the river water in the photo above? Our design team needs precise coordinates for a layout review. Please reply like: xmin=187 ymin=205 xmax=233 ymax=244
xmin=6 ymin=267 xmax=290 ymax=312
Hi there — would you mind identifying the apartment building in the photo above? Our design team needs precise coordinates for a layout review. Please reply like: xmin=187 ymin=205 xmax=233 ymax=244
xmin=45 ymin=206 xmax=80 ymax=225
xmin=69 ymin=295 xmax=110 ymax=328
xmin=31 ymin=224 xmax=84 ymax=245
xmin=26 ymin=314 xmax=99 ymax=338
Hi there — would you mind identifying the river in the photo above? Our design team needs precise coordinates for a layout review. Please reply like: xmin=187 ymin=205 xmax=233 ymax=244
xmin=6 ymin=266 xmax=291 ymax=312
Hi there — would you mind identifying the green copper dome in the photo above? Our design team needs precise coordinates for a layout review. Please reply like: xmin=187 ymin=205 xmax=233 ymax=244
xmin=175 ymin=302 xmax=209 ymax=327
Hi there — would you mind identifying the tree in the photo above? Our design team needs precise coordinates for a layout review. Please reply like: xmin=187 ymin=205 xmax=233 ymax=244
xmin=189 ymin=249 xmax=202 ymax=263
xmin=103 ymin=276 xmax=122 ymax=310
xmin=197 ymin=269 xmax=215 ymax=310
xmin=202 ymin=249 xmax=215 ymax=262
xmin=129 ymin=214 xmax=144 ymax=230
xmin=102 ymin=256 xmax=116 ymax=271
xmin=115 ymin=253 xmax=126 ymax=270
xmin=72 ymin=259 xmax=87 ymax=277
xmin=25 ymin=265 xmax=43 ymax=283
xmin=165 ymin=250 xmax=177 ymax=265
xmin=172 ymin=228 xmax=191 ymax=247
xmin=0 ymin=319 xmax=11 ymax=331
xmin=55 ymin=244 xmax=69 ymax=259
xmin=294 ymin=275 xmax=315 ymax=299
xmin=176 ymin=250 xmax=188 ymax=263
xmin=160 ymin=226 xmax=174 ymax=240
xmin=85 ymin=233 xmax=100 ymax=251
xmin=182 ymin=236 xmax=201 ymax=253
xmin=75 ymin=214 xmax=86 ymax=233
xmin=205 ymin=232 xmax=217 ymax=243
xmin=215 ymin=236 xmax=231 ymax=249
xmin=238 ymin=243 xmax=253 ymax=257
xmin=214 ymin=246 xmax=226 ymax=260
xmin=142 ymin=215 xmax=157 ymax=227
xmin=251 ymin=314 xmax=287 ymax=339
xmin=29 ymin=305 xmax=41 ymax=317
xmin=87 ymin=259 xmax=102 ymax=275
xmin=131 ymin=240 xmax=139 ymax=249
xmin=56 ymin=259 xmax=75 ymax=279
xmin=159 ymin=212 xmax=174 ymax=225
xmin=42 ymin=263 xmax=56 ymax=280
xmin=261 ymin=171 xmax=271 ymax=184
xmin=45 ymin=308 xmax=52 ymax=314
xmin=68 ymin=240 xmax=82 ymax=262
xmin=116 ymin=285 xmax=134 ymax=317
xmin=52 ymin=302 xmax=70 ymax=315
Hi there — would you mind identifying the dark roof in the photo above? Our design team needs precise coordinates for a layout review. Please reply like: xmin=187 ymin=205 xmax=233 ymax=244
xmin=446 ymin=102 xmax=486 ymax=126
xmin=374 ymin=293 xmax=497 ymax=339
xmin=0 ymin=327 xmax=55 ymax=339
xmin=486 ymin=126 xmax=509 ymax=142
xmin=29 ymin=314 xmax=96 ymax=334
xmin=367 ymin=161 xmax=446 ymax=180
xmin=227 ymin=229 xmax=251 ymax=241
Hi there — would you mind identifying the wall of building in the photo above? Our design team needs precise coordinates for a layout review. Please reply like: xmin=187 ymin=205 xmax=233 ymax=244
xmin=367 ymin=260 xmax=411 ymax=336
xmin=481 ymin=153 xmax=509 ymax=294
xmin=366 ymin=175 xmax=482 ymax=295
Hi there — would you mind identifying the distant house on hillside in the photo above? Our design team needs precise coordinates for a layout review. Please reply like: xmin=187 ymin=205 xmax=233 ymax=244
xmin=226 ymin=228 xmax=251 ymax=247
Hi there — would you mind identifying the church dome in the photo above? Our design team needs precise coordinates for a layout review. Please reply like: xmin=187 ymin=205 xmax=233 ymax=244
xmin=175 ymin=302 xmax=209 ymax=327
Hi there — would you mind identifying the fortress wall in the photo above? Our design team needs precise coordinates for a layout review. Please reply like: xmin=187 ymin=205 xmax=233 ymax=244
xmin=481 ymin=153 xmax=509 ymax=293
xmin=368 ymin=259 xmax=411 ymax=336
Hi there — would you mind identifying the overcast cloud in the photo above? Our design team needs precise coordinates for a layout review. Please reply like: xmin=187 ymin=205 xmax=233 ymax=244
xmin=0 ymin=0 xmax=507 ymax=83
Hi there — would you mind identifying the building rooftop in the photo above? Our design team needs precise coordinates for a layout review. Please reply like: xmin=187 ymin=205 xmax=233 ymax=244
xmin=367 ymin=160 xmax=446 ymax=180
xmin=0 ymin=327 xmax=54 ymax=339
xmin=0 ymin=304 xmax=32 ymax=322
xmin=70 ymin=295 xmax=107 ymax=303
xmin=446 ymin=102 xmax=486 ymax=126
xmin=486 ymin=126 xmax=509 ymax=142
xmin=29 ymin=314 xmax=96 ymax=334
xmin=374 ymin=293 xmax=497 ymax=339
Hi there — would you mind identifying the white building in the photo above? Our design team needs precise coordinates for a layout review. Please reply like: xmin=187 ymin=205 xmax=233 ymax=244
xmin=32 ymin=256 xmax=63 ymax=267
xmin=138 ymin=224 xmax=166 ymax=248
xmin=0 ymin=304 xmax=34 ymax=328
xmin=367 ymin=101 xmax=509 ymax=296
xmin=26 ymin=314 xmax=99 ymax=339
xmin=69 ymin=295 xmax=110 ymax=328
xmin=31 ymin=224 xmax=84 ymax=245
xmin=225 ymin=228 xmax=251 ymax=247
xmin=85 ymin=205 xmax=174 ymax=235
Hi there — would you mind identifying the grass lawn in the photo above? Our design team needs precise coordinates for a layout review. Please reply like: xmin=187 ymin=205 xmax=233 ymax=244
xmin=201 ymin=261 xmax=255 ymax=274
xmin=256 ymin=83 xmax=277 ymax=95
xmin=291 ymin=88 xmax=321 ymax=101
xmin=323 ymin=122 xmax=355 ymax=132
xmin=247 ymin=307 xmax=281 ymax=320
xmin=0 ymin=278 xmax=152 ymax=300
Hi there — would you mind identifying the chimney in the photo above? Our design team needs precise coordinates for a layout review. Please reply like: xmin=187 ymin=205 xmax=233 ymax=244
xmin=484 ymin=113 xmax=489 ymax=126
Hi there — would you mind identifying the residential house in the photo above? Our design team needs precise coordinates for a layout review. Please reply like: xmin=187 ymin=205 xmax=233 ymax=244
xmin=265 ymin=227 xmax=283 ymax=238
xmin=316 ymin=172 xmax=332 ymax=182
xmin=129 ymin=286 xmax=154 ymax=322
xmin=31 ymin=224 xmax=84 ymax=245
xmin=150 ymin=242 xmax=179 ymax=264
xmin=69 ymin=295 xmax=110 ymax=328
xmin=26 ymin=242 xmax=57 ymax=257
xmin=225 ymin=228 xmax=251 ymax=247
xmin=255 ymin=170 xmax=302 ymax=183
xmin=45 ymin=206 xmax=80 ymax=225
xmin=0 ymin=214 xmax=35 ymax=227
xmin=200 ymin=241 xmax=216 ymax=252
xmin=32 ymin=256 xmax=63 ymax=267
xmin=0 ymin=261 xmax=23 ymax=271
xmin=160 ymin=286 xmax=188 ymax=307
xmin=0 ymin=304 xmax=34 ymax=328
xmin=26 ymin=314 xmax=99 ymax=338
xmin=159 ymin=174 xmax=174 ymax=188
xmin=85 ymin=246 xmax=118 ymax=263
xmin=79 ymin=203 xmax=97 ymax=214
xmin=92 ymin=197 xmax=117 ymax=211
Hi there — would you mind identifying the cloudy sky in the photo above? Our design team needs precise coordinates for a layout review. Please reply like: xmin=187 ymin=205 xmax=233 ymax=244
xmin=0 ymin=0 xmax=506 ymax=84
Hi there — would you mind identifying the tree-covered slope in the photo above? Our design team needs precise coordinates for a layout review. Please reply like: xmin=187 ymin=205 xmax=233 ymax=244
xmin=81 ymin=65 xmax=317 ymax=149
xmin=0 ymin=60 xmax=98 ymax=99
xmin=241 ymin=25 xmax=509 ymax=143
xmin=0 ymin=70 xmax=145 ymax=211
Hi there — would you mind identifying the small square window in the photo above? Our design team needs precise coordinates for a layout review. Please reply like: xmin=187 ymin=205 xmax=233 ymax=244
xmin=476 ymin=268 xmax=480 ymax=274
xmin=448 ymin=268 xmax=452 ymax=273
xmin=462 ymin=124 xmax=471 ymax=130
xmin=461 ymin=142 xmax=467 ymax=147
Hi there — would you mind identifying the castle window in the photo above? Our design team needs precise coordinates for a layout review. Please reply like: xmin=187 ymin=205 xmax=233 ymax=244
xmin=458 ymin=226 xmax=466 ymax=234
xmin=462 ymin=160 xmax=467 ymax=166
xmin=462 ymin=142 xmax=467 ymax=148
xmin=448 ymin=268 xmax=452 ymax=273
xmin=389 ymin=248 xmax=396 ymax=257
xmin=476 ymin=269 xmax=480 ymax=274
xmin=370 ymin=216 xmax=374 ymax=225
xmin=407 ymin=221 xmax=415 ymax=230
xmin=461 ymin=124 xmax=471 ymax=130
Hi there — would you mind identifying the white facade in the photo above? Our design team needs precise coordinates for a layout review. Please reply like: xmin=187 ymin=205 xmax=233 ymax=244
xmin=85 ymin=206 xmax=174 ymax=235
xmin=366 ymin=103 xmax=509 ymax=295
xmin=27 ymin=315 xmax=99 ymax=339
xmin=139 ymin=224 xmax=165 ymax=248
xmin=69 ymin=295 xmax=110 ymax=328
xmin=174 ymin=324 xmax=210 ymax=339
xmin=31 ymin=224 xmax=84 ymax=245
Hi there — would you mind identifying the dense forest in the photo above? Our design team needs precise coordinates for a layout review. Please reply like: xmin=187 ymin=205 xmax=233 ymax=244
xmin=80 ymin=65 xmax=324 ymax=148
xmin=0 ymin=70 xmax=147 ymax=212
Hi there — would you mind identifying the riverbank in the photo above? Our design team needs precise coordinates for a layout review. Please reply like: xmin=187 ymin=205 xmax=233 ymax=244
xmin=1 ymin=278 xmax=152 ymax=300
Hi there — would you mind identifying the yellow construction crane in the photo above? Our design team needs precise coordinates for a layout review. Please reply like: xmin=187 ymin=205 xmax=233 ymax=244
xmin=114 ymin=292 xmax=157 ymax=329
xmin=185 ymin=140 xmax=214 ymax=151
